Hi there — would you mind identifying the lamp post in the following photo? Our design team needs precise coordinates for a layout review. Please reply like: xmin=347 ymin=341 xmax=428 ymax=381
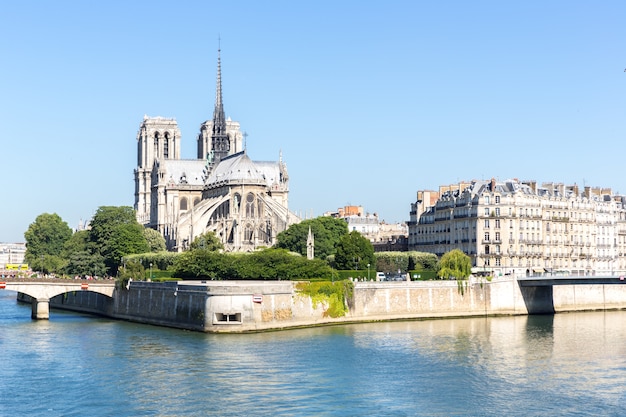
xmin=149 ymin=262 xmax=152 ymax=282
xmin=367 ymin=263 xmax=370 ymax=281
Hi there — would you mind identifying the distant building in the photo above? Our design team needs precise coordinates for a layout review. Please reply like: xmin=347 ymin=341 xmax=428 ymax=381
xmin=409 ymin=178 xmax=626 ymax=276
xmin=325 ymin=205 xmax=408 ymax=251
xmin=0 ymin=243 xmax=27 ymax=271
xmin=134 ymin=48 xmax=300 ymax=252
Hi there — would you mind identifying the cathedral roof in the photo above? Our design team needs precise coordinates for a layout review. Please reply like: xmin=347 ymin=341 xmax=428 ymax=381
xmin=206 ymin=151 xmax=267 ymax=186
xmin=160 ymin=159 xmax=206 ymax=186
xmin=255 ymin=160 xmax=284 ymax=187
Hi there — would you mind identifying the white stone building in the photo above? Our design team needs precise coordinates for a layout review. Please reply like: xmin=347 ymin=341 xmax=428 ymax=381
xmin=408 ymin=178 xmax=626 ymax=276
xmin=134 ymin=49 xmax=300 ymax=251
xmin=0 ymin=243 xmax=26 ymax=270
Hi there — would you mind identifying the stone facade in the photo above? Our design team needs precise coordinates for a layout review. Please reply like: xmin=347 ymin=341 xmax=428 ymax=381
xmin=408 ymin=178 xmax=626 ymax=276
xmin=134 ymin=49 xmax=300 ymax=251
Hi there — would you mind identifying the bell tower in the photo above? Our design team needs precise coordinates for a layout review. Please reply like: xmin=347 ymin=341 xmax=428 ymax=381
xmin=134 ymin=116 xmax=181 ymax=226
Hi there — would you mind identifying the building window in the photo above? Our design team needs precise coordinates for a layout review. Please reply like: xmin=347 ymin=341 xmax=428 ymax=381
xmin=484 ymin=208 xmax=490 ymax=216
xmin=180 ymin=197 xmax=188 ymax=211
xmin=495 ymin=208 xmax=500 ymax=217
xmin=164 ymin=132 xmax=170 ymax=158
xmin=495 ymin=232 xmax=500 ymax=242
xmin=244 ymin=224 xmax=254 ymax=243
xmin=245 ymin=193 xmax=255 ymax=218
xmin=484 ymin=219 xmax=490 ymax=228
xmin=495 ymin=196 xmax=500 ymax=204
xmin=495 ymin=219 xmax=500 ymax=229
xmin=485 ymin=196 xmax=490 ymax=204
xmin=485 ymin=245 xmax=490 ymax=254
xmin=153 ymin=132 xmax=162 ymax=158
xmin=484 ymin=232 xmax=490 ymax=241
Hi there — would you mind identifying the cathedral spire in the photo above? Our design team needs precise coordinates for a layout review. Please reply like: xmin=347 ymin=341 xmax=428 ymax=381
xmin=211 ymin=41 xmax=229 ymax=161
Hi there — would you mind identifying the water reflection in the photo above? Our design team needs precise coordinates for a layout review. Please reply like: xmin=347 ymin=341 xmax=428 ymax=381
xmin=2 ymin=291 xmax=626 ymax=416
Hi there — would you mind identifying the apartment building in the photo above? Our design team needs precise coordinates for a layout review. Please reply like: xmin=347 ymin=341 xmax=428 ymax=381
xmin=408 ymin=178 xmax=626 ymax=276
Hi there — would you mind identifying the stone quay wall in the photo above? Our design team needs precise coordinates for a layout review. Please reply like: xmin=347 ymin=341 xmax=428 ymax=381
xmin=44 ymin=278 xmax=626 ymax=333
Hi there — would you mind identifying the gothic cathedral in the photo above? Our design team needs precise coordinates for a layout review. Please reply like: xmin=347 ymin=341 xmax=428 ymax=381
xmin=134 ymin=49 xmax=300 ymax=251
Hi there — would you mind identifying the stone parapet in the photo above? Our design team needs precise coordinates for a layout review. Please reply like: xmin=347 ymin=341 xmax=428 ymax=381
xmin=41 ymin=278 xmax=626 ymax=333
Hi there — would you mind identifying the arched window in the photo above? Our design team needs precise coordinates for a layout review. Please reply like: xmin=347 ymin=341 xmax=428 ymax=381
xmin=244 ymin=224 xmax=254 ymax=243
xmin=164 ymin=132 xmax=170 ymax=158
xmin=180 ymin=197 xmax=188 ymax=211
xmin=154 ymin=132 xmax=160 ymax=158
xmin=193 ymin=197 xmax=201 ymax=207
xmin=245 ymin=193 xmax=255 ymax=218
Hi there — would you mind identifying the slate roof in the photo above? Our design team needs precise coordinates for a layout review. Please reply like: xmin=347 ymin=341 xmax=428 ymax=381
xmin=161 ymin=159 xmax=207 ymax=186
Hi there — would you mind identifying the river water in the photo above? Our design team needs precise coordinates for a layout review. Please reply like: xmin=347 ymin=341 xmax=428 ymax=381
xmin=1 ymin=290 xmax=626 ymax=416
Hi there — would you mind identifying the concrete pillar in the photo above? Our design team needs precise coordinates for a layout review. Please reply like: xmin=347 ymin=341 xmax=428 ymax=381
xmin=31 ymin=298 xmax=50 ymax=320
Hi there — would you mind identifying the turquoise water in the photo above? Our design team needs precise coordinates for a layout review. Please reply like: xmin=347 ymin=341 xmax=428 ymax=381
xmin=1 ymin=290 xmax=625 ymax=416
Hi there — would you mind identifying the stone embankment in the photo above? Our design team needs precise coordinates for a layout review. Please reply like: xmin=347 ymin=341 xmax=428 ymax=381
xmin=40 ymin=276 xmax=626 ymax=333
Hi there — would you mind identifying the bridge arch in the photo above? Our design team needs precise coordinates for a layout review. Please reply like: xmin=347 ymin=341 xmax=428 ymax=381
xmin=1 ymin=281 xmax=115 ymax=319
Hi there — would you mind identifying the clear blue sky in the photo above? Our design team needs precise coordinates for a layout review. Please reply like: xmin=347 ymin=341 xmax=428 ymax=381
xmin=2 ymin=1 xmax=625 ymax=243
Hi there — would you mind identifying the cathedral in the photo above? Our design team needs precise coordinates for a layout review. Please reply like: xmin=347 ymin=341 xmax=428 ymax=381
xmin=134 ymin=49 xmax=300 ymax=252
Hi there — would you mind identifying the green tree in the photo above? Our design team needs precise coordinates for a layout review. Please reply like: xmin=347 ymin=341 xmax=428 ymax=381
xmin=89 ymin=206 xmax=149 ymax=275
xmin=334 ymin=231 xmax=375 ymax=270
xmin=62 ymin=229 xmax=90 ymax=259
xmin=144 ymin=227 xmax=167 ymax=252
xmin=172 ymin=247 xmax=335 ymax=280
xmin=275 ymin=216 xmax=348 ymax=260
xmin=64 ymin=251 xmax=106 ymax=278
xmin=24 ymin=213 xmax=73 ymax=272
xmin=189 ymin=231 xmax=223 ymax=251
xmin=118 ymin=259 xmax=146 ymax=286
xmin=437 ymin=249 xmax=471 ymax=280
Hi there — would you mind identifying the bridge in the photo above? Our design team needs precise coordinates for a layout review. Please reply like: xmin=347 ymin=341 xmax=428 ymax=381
xmin=0 ymin=280 xmax=115 ymax=319
xmin=516 ymin=275 xmax=626 ymax=314
xmin=517 ymin=275 xmax=626 ymax=286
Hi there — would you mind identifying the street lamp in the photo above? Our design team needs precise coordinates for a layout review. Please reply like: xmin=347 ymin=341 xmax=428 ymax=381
xmin=367 ymin=263 xmax=370 ymax=281
xmin=149 ymin=263 xmax=153 ymax=282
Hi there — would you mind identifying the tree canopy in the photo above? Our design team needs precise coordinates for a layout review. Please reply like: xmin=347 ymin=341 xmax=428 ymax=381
xmin=144 ymin=227 xmax=167 ymax=252
xmin=173 ymin=247 xmax=335 ymax=280
xmin=24 ymin=213 xmax=73 ymax=272
xmin=437 ymin=249 xmax=471 ymax=280
xmin=334 ymin=231 xmax=375 ymax=270
xmin=275 ymin=216 xmax=348 ymax=260
xmin=189 ymin=231 xmax=223 ymax=252
xmin=88 ymin=206 xmax=149 ymax=275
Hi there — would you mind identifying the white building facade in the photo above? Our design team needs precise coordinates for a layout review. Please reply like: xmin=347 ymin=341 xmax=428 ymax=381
xmin=409 ymin=178 xmax=626 ymax=277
